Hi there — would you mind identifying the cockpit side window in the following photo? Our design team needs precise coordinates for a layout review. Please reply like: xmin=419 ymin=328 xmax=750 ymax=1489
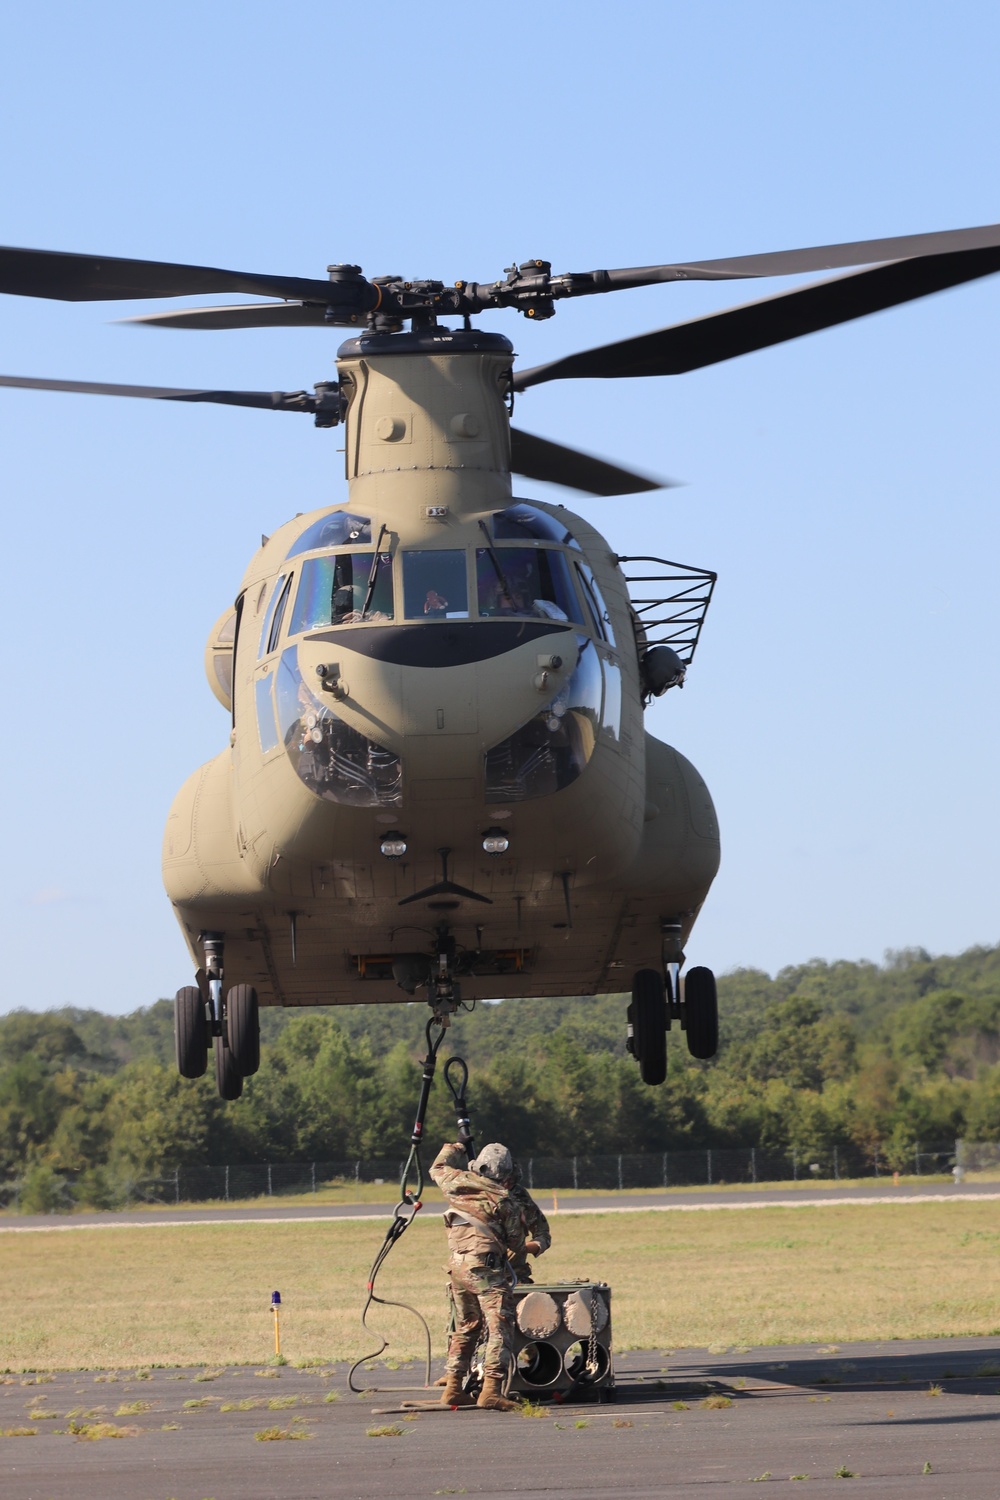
xmin=290 ymin=551 xmax=394 ymax=632
xmin=230 ymin=593 xmax=244 ymax=727
xmin=266 ymin=573 xmax=294 ymax=654
xmin=476 ymin=547 xmax=583 ymax=625
xmin=258 ymin=573 xmax=288 ymax=658
xmin=575 ymin=561 xmax=616 ymax=646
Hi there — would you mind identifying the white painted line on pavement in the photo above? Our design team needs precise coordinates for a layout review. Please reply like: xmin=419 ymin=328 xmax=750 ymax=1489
xmin=1 ymin=1191 xmax=998 ymax=1232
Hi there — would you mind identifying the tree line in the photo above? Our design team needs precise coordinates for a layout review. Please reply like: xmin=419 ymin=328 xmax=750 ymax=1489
xmin=2 ymin=942 xmax=999 ymax=1208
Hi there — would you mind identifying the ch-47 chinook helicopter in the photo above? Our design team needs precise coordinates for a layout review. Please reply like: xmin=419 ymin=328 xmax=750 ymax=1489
xmin=3 ymin=223 xmax=1000 ymax=1099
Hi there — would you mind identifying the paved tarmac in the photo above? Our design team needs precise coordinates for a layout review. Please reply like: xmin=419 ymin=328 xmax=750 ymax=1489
xmin=3 ymin=1178 xmax=999 ymax=1231
xmin=3 ymin=1337 xmax=999 ymax=1498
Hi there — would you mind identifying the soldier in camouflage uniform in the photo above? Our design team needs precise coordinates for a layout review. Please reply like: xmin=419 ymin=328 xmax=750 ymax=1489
xmin=433 ymin=1155 xmax=550 ymax=1385
xmin=430 ymin=1140 xmax=536 ymax=1410
xmin=508 ymin=1162 xmax=551 ymax=1284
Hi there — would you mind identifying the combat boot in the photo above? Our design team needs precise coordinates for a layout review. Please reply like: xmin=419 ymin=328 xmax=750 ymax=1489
xmin=476 ymin=1377 xmax=519 ymax=1411
xmin=439 ymin=1376 xmax=475 ymax=1407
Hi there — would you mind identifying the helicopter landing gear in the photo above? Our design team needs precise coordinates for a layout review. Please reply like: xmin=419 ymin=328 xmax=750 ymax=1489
xmin=227 ymin=984 xmax=260 ymax=1078
xmin=184 ymin=932 xmax=251 ymax=1098
xmin=214 ymin=1034 xmax=243 ymax=1100
xmin=682 ymin=966 xmax=719 ymax=1060
xmin=174 ymin=986 xmax=208 ymax=1079
xmin=628 ymin=969 xmax=667 ymax=1086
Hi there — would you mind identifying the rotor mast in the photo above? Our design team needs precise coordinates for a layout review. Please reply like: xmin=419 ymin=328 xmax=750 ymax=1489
xmin=335 ymin=328 xmax=516 ymax=524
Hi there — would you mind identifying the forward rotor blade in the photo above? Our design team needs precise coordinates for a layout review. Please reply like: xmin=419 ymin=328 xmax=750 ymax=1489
xmin=510 ymin=428 xmax=667 ymax=495
xmin=0 ymin=374 xmax=315 ymax=411
xmin=120 ymin=302 xmax=336 ymax=331
xmin=589 ymin=221 xmax=1000 ymax=291
xmin=0 ymin=244 xmax=375 ymax=311
xmin=514 ymin=245 xmax=1000 ymax=390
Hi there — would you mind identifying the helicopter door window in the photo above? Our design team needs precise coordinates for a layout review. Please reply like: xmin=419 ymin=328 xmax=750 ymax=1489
xmin=289 ymin=552 xmax=394 ymax=631
xmin=258 ymin=573 xmax=288 ymax=658
xmin=575 ymin=562 xmax=617 ymax=647
xmin=402 ymin=550 xmax=469 ymax=620
xmin=601 ymin=658 xmax=622 ymax=742
xmin=476 ymin=547 xmax=582 ymax=625
xmin=255 ymin=675 xmax=280 ymax=754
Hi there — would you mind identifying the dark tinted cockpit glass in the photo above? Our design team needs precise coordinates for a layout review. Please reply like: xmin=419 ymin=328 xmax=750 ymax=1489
xmin=285 ymin=511 xmax=372 ymax=558
xmin=492 ymin=503 xmax=581 ymax=547
xmin=484 ymin=635 xmax=601 ymax=801
xmin=476 ymin=547 xmax=583 ymax=625
xmin=290 ymin=552 xmax=393 ymax=631
xmin=402 ymin=550 xmax=469 ymax=619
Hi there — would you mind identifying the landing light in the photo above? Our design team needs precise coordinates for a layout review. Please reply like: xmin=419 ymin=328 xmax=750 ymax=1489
xmin=482 ymin=828 xmax=510 ymax=856
xmin=379 ymin=833 xmax=407 ymax=859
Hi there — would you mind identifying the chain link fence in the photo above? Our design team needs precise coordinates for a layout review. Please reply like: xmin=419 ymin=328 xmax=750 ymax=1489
xmin=1 ymin=1140 xmax=970 ymax=1210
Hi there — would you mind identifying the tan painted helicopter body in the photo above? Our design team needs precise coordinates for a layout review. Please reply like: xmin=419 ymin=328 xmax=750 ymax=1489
xmin=165 ymin=332 xmax=719 ymax=1009
xmin=7 ymin=221 xmax=999 ymax=1090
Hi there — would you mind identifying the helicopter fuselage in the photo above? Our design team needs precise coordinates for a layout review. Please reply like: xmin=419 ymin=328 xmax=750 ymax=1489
xmin=162 ymin=329 xmax=720 ymax=1007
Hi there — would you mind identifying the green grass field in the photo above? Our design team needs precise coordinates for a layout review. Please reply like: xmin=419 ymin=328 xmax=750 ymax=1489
xmin=2 ymin=1200 xmax=999 ymax=1371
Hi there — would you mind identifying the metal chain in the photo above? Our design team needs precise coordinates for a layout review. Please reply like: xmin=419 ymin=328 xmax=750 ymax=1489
xmin=586 ymin=1285 xmax=600 ymax=1376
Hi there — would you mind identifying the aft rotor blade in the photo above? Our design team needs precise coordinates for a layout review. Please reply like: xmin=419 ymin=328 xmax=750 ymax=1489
xmin=0 ymin=374 xmax=315 ymax=411
xmin=120 ymin=302 xmax=337 ymax=330
xmin=0 ymin=244 xmax=376 ymax=312
xmin=513 ymin=246 xmax=1000 ymax=389
xmin=510 ymin=428 xmax=667 ymax=495
xmin=591 ymin=220 xmax=1000 ymax=290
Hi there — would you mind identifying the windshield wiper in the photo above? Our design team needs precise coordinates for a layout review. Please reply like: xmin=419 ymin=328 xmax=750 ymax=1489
xmin=477 ymin=519 xmax=510 ymax=594
xmin=361 ymin=523 xmax=389 ymax=618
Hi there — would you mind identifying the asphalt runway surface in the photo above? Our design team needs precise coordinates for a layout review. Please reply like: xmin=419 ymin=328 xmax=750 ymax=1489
xmin=4 ymin=1178 xmax=999 ymax=1231
xmin=3 ymin=1338 xmax=1000 ymax=1499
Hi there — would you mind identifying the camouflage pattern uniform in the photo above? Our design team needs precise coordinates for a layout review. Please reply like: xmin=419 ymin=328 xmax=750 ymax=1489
xmin=508 ymin=1172 xmax=551 ymax=1284
xmin=430 ymin=1142 xmax=526 ymax=1383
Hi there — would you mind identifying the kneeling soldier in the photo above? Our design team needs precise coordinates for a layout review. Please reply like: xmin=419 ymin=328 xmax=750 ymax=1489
xmin=430 ymin=1139 xmax=531 ymax=1410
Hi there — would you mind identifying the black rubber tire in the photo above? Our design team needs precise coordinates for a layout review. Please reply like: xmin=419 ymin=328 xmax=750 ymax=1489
xmin=214 ymin=1035 xmax=243 ymax=1100
xmin=684 ymin=966 xmax=719 ymax=1059
xmin=174 ymin=986 xmax=208 ymax=1079
xmin=227 ymin=984 xmax=260 ymax=1077
xmin=631 ymin=969 xmax=667 ymax=1085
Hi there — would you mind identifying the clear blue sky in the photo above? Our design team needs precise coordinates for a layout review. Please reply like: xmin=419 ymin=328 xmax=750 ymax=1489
xmin=1 ymin=1 xmax=998 ymax=1015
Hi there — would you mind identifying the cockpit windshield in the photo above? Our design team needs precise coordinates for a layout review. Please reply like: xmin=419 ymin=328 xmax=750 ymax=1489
xmin=402 ymin=551 xmax=470 ymax=619
xmin=476 ymin=547 xmax=583 ymax=625
xmin=289 ymin=552 xmax=393 ymax=631
xmin=285 ymin=511 xmax=372 ymax=558
xmin=492 ymin=503 xmax=581 ymax=547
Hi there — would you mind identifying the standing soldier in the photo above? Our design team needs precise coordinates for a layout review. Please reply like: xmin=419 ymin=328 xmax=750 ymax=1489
xmin=508 ymin=1160 xmax=551 ymax=1284
xmin=430 ymin=1139 xmax=537 ymax=1410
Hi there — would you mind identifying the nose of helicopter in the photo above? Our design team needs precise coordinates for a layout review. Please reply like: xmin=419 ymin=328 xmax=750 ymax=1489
xmin=294 ymin=623 xmax=580 ymax=760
